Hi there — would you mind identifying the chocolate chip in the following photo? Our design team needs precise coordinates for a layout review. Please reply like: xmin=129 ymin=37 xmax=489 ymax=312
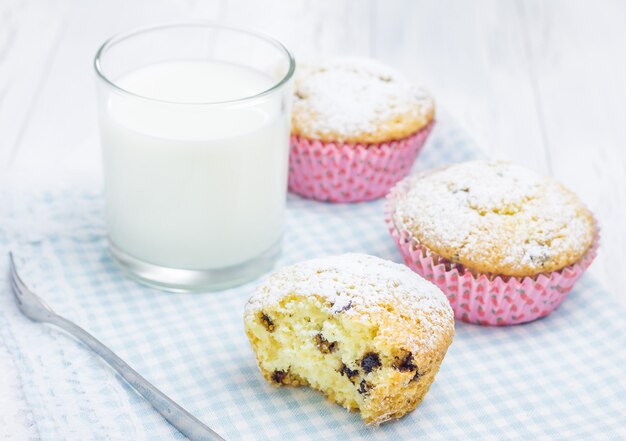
xmin=314 ymin=333 xmax=338 ymax=354
xmin=360 ymin=352 xmax=381 ymax=374
xmin=272 ymin=370 xmax=287 ymax=384
xmin=411 ymin=368 xmax=424 ymax=382
xmin=339 ymin=363 xmax=359 ymax=380
xmin=357 ymin=379 xmax=372 ymax=396
xmin=393 ymin=351 xmax=417 ymax=372
xmin=336 ymin=301 xmax=352 ymax=313
xmin=260 ymin=312 xmax=275 ymax=332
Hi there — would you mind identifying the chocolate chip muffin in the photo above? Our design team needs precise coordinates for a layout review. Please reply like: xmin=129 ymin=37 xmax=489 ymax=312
xmin=244 ymin=253 xmax=454 ymax=425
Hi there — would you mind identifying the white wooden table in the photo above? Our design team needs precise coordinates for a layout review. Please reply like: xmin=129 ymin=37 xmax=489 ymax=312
xmin=1 ymin=1 xmax=625 ymax=439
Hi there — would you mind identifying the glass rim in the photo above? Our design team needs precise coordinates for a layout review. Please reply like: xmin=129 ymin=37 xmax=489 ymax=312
xmin=93 ymin=21 xmax=296 ymax=106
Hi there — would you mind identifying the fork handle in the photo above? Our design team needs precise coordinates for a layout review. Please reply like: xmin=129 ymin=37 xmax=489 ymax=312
xmin=48 ymin=315 xmax=225 ymax=441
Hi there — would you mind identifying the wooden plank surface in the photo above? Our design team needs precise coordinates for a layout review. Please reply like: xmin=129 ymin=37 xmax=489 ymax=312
xmin=0 ymin=0 xmax=73 ymax=167
xmin=520 ymin=0 xmax=626 ymax=309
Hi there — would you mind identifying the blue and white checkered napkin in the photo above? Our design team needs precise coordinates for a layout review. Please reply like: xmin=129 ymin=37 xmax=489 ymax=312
xmin=1 ymin=114 xmax=625 ymax=440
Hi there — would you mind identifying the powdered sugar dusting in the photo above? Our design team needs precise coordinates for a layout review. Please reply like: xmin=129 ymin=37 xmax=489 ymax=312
xmin=245 ymin=253 xmax=453 ymax=350
xmin=390 ymin=161 xmax=595 ymax=276
xmin=292 ymin=58 xmax=434 ymax=142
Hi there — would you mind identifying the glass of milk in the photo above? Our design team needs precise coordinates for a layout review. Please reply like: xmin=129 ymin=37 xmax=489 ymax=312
xmin=94 ymin=23 xmax=295 ymax=291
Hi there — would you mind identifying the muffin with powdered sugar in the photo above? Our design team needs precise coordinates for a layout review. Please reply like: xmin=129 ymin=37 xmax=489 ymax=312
xmin=385 ymin=160 xmax=598 ymax=325
xmin=289 ymin=58 xmax=435 ymax=202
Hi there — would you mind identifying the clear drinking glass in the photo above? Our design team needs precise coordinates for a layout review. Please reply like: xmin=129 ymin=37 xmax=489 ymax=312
xmin=94 ymin=23 xmax=295 ymax=291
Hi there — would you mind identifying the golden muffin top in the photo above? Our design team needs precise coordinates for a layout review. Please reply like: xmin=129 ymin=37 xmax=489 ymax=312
xmin=389 ymin=161 xmax=595 ymax=277
xmin=245 ymin=253 xmax=454 ymax=353
xmin=291 ymin=59 xmax=435 ymax=144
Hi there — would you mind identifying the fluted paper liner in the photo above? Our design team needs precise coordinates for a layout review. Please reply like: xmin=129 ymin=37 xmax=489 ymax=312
xmin=288 ymin=122 xmax=434 ymax=203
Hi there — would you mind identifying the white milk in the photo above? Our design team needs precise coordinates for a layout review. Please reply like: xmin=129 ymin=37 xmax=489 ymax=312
xmin=99 ymin=61 xmax=290 ymax=269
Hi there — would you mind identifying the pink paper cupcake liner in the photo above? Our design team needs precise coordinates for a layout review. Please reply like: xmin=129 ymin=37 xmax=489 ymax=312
xmin=288 ymin=122 xmax=434 ymax=203
xmin=384 ymin=180 xmax=599 ymax=326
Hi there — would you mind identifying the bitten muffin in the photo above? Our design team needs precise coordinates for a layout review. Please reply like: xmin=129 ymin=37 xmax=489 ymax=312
xmin=244 ymin=253 xmax=454 ymax=425
xmin=288 ymin=58 xmax=435 ymax=202
xmin=386 ymin=160 xmax=598 ymax=325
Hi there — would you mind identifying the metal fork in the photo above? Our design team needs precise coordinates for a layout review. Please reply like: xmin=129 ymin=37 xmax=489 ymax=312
xmin=8 ymin=252 xmax=225 ymax=441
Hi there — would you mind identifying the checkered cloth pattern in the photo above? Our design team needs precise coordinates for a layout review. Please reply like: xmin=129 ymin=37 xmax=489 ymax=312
xmin=1 ymin=114 xmax=625 ymax=440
